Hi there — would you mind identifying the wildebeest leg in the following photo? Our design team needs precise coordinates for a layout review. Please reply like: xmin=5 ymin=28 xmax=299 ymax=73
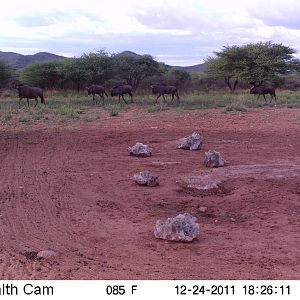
xmin=155 ymin=94 xmax=161 ymax=103
xmin=273 ymin=92 xmax=277 ymax=103
xmin=162 ymin=94 xmax=166 ymax=103
xmin=176 ymin=91 xmax=180 ymax=101
xmin=19 ymin=97 xmax=22 ymax=109
xmin=92 ymin=94 xmax=96 ymax=104
xmin=118 ymin=95 xmax=121 ymax=103
xmin=262 ymin=94 xmax=267 ymax=103
xmin=27 ymin=98 xmax=30 ymax=106
xmin=171 ymin=93 xmax=174 ymax=102
xmin=128 ymin=92 xmax=133 ymax=103
xmin=121 ymin=94 xmax=128 ymax=104
xmin=34 ymin=98 xmax=38 ymax=107
xmin=101 ymin=93 xmax=105 ymax=106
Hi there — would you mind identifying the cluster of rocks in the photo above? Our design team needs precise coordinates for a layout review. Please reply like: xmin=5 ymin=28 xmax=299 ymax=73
xmin=128 ymin=133 xmax=226 ymax=243
xmin=177 ymin=132 xmax=225 ymax=168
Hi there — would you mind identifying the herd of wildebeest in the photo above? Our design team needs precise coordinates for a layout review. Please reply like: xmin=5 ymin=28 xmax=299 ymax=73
xmin=15 ymin=83 xmax=276 ymax=108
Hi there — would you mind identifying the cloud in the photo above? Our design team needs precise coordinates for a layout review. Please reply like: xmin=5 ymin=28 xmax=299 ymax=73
xmin=247 ymin=0 xmax=300 ymax=30
xmin=0 ymin=0 xmax=300 ymax=66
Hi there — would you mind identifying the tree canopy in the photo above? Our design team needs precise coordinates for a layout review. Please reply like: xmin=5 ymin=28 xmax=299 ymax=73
xmin=205 ymin=41 xmax=300 ymax=91
xmin=112 ymin=54 xmax=161 ymax=90
xmin=19 ymin=51 xmax=162 ymax=91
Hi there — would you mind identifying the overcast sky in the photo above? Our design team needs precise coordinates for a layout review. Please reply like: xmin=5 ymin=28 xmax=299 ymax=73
xmin=1 ymin=0 xmax=300 ymax=66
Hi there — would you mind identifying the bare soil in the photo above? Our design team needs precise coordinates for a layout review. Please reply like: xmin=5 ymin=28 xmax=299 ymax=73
xmin=0 ymin=107 xmax=299 ymax=279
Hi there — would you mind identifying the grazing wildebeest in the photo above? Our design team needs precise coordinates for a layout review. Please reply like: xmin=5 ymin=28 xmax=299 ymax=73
xmin=110 ymin=85 xmax=133 ymax=104
xmin=17 ymin=84 xmax=45 ymax=108
xmin=86 ymin=84 xmax=108 ymax=105
xmin=250 ymin=85 xmax=277 ymax=103
xmin=150 ymin=84 xmax=179 ymax=102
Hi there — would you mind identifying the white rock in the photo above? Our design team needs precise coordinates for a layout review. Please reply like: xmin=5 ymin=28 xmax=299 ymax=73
xmin=128 ymin=142 xmax=152 ymax=157
xmin=199 ymin=206 xmax=208 ymax=213
xmin=154 ymin=213 xmax=200 ymax=242
xmin=177 ymin=132 xmax=203 ymax=150
xmin=37 ymin=250 xmax=59 ymax=259
xmin=204 ymin=150 xmax=225 ymax=167
xmin=132 ymin=171 xmax=159 ymax=186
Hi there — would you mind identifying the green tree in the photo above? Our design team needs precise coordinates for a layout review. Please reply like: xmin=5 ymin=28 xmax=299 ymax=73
xmin=170 ymin=69 xmax=191 ymax=87
xmin=21 ymin=61 xmax=63 ymax=89
xmin=205 ymin=45 xmax=247 ymax=92
xmin=59 ymin=58 xmax=88 ymax=91
xmin=113 ymin=54 xmax=160 ymax=90
xmin=60 ymin=51 xmax=114 ymax=91
xmin=0 ymin=60 xmax=14 ymax=88
xmin=205 ymin=42 xmax=300 ymax=92
xmin=240 ymin=42 xmax=299 ymax=85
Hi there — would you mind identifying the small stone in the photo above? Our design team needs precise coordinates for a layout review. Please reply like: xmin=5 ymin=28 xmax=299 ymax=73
xmin=36 ymin=250 xmax=59 ymax=259
xmin=199 ymin=206 xmax=208 ymax=213
xmin=132 ymin=171 xmax=160 ymax=187
xmin=177 ymin=132 xmax=204 ymax=150
xmin=128 ymin=142 xmax=152 ymax=157
xmin=204 ymin=150 xmax=225 ymax=167
xmin=154 ymin=213 xmax=200 ymax=242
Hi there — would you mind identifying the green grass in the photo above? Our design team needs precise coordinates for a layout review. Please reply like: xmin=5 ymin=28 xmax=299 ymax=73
xmin=105 ymin=102 xmax=129 ymax=117
xmin=18 ymin=116 xmax=31 ymax=123
xmin=2 ymin=108 xmax=13 ymax=122
xmin=56 ymin=103 xmax=85 ymax=119
xmin=224 ymin=101 xmax=247 ymax=112
xmin=0 ymin=90 xmax=299 ymax=124
xmin=147 ymin=105 xmax=166 ymax=113
xmin=82 ymin=112 xmax=100 ymax=122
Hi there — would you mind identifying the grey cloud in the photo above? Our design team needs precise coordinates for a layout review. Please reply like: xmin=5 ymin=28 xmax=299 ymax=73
xmin=2 ymin=25 xmax=300 ymax=66
xmin=247 ymin=3 xmax=300 ymax=30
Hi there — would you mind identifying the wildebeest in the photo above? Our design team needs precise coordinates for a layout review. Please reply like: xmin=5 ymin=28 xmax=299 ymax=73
xmin=151 ymin=84 xmax=179 ymax=102
xmin=17 ymin=84 xmax=45 ymax=108
xmin=110 ymin=85 xmax=133 ymax=104
xmin=250 ymin=85 xmax=277 ymax=103
xmin=86 ymin=84 xmax=108 ymax=105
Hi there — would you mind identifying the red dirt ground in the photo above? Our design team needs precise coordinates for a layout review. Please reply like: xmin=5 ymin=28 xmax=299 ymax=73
xmin=0 ymin=107 xmax=299 ymax=279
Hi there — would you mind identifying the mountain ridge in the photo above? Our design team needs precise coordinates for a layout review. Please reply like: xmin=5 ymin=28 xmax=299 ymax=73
xmin=0 ymin=50 xmax=206 ymax=73
xmin=0 ymin=51 xmax=65 ymax=69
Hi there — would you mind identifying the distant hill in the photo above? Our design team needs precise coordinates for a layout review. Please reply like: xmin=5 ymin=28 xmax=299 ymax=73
xmin=115 ymin=51 xmax=141 ymax=59
xmin=172 ymin=63 xmax=207 ymax=73
xmin=0 ymin=50 xmax=206 ymax=73
xmin=116 ymin=51 xmax=206 ymax=73
xmin=0 ymin=51 xmax=66 ymax=69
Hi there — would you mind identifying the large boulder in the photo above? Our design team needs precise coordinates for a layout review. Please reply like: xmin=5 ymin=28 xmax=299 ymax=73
xmin=132 ymin=171 xmax=160 ymax=187
xmin=177 ymin=132 xmax=203 ymax=150
xmin=154 ymin=213 xmax=200 ymax=242
xmin=204 ymin=150 xmax=225 ymax=167
xmin=128 ymin=142 xmax=152 ymax=157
